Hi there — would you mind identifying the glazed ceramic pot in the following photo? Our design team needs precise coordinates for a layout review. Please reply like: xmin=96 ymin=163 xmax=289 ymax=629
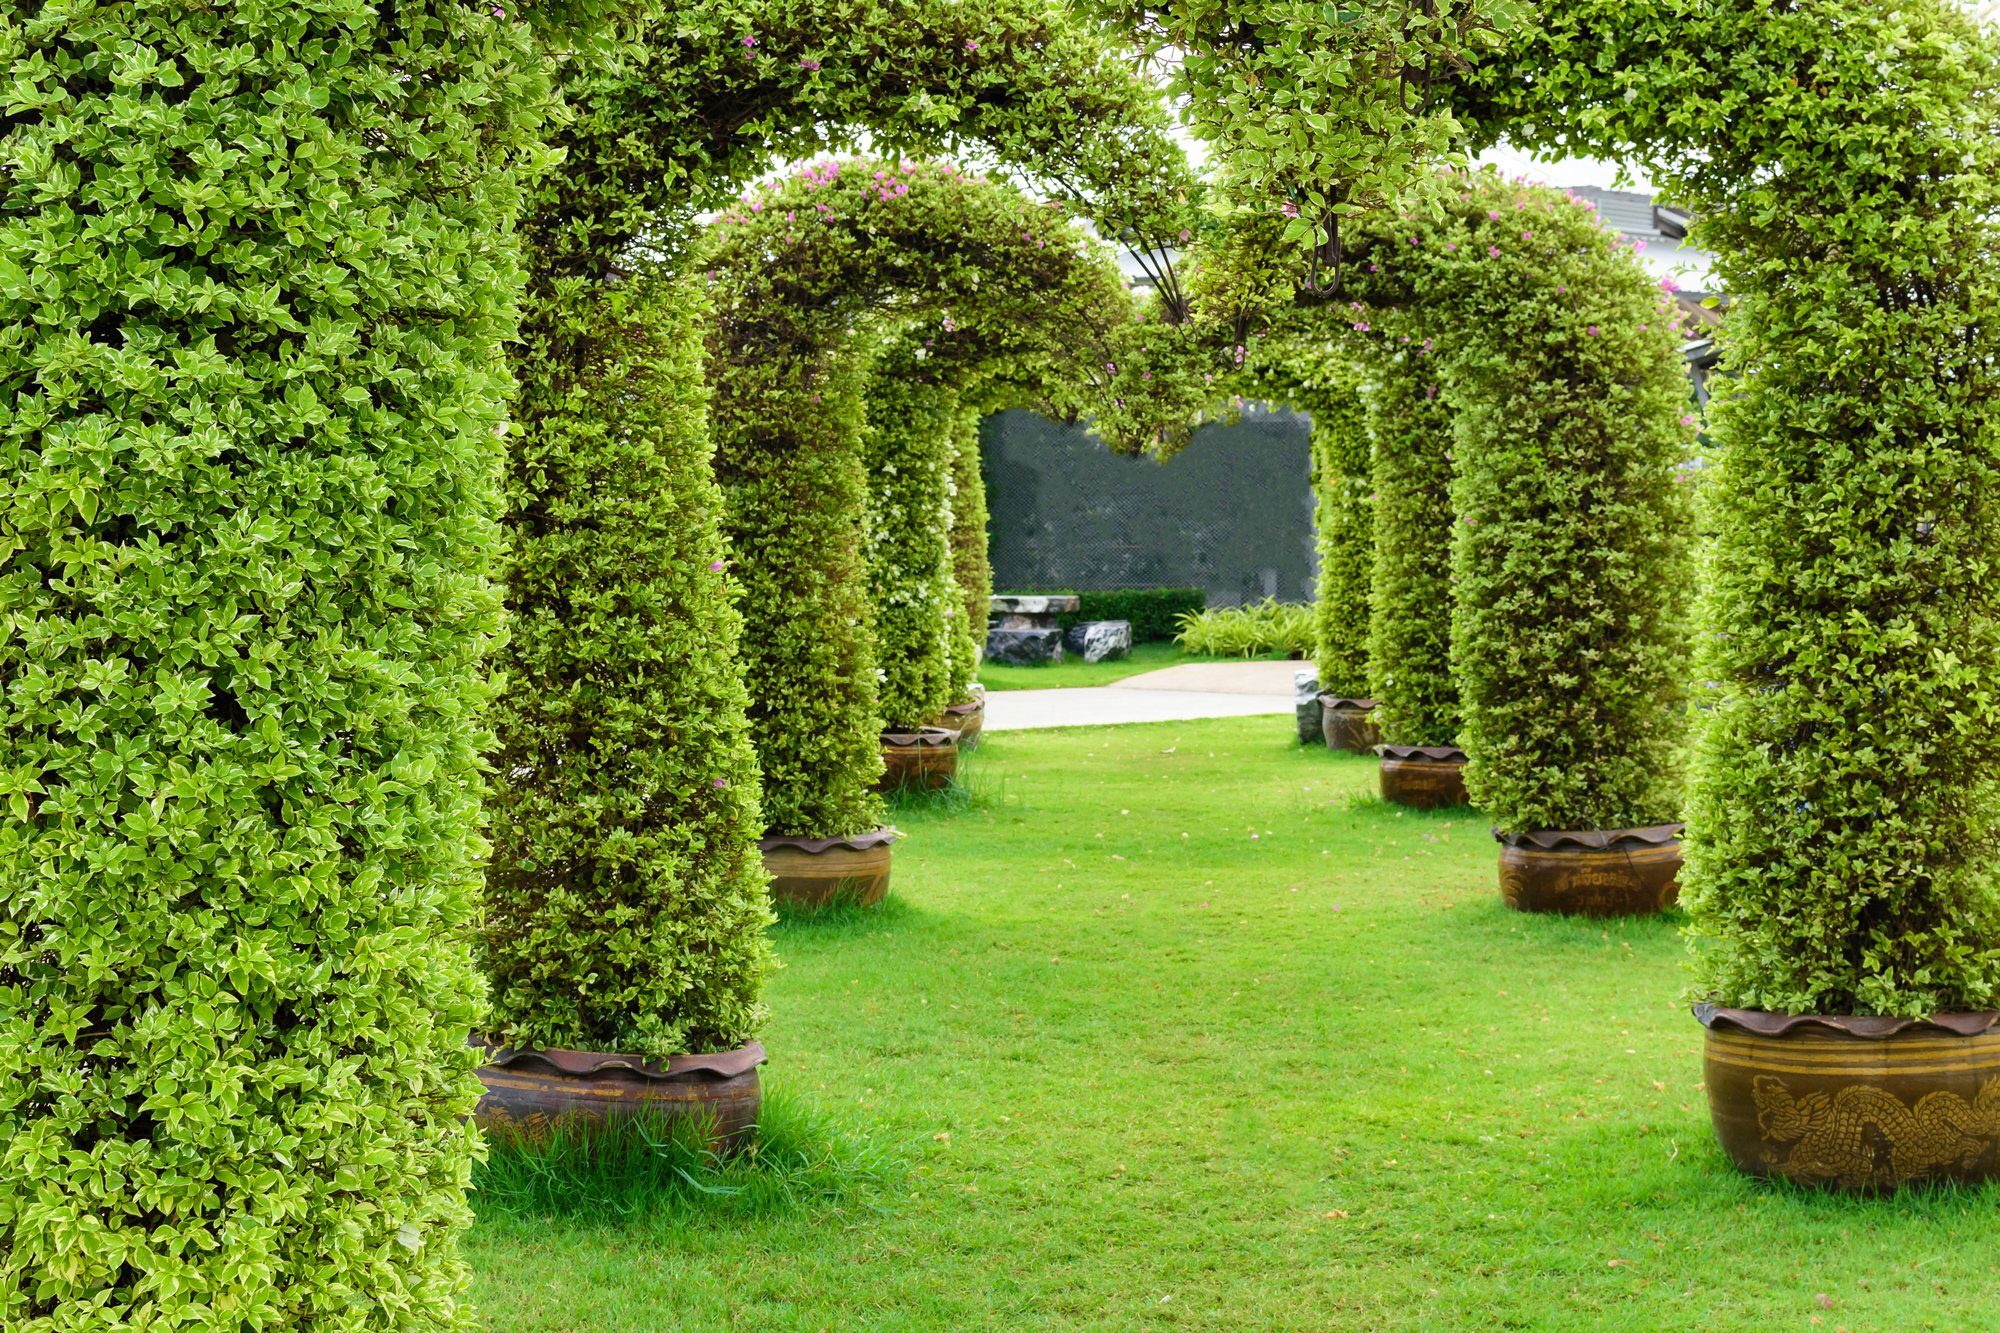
xmin=1376 ymin=744 xmax=1469 ymax=809
xmin=879 ymin=726 xmax=958 ymax=791
xmin=1497 ymin=824 xmax=1682 ymax=916
xmin=1697 ymin=1006 xmax=2000 ymax=1190
xmin=936 ymin=694 xmax=985 ymax=748
xmin=1318 ymin=696 xmax=1381 ymax=755
xmin=758 ymin=827 xmax=896 ymax=907
xmin=475 ymin=1041 xmax=765 ymax=1151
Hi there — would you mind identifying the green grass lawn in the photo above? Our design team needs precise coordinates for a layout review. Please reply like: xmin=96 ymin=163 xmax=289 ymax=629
xmin=978 ymin=640 xmax=1297 ymax=691
xmin=467 ymin=718 xmax=2000 ymax=1329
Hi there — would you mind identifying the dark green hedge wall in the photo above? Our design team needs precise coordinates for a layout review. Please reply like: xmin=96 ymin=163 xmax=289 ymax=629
xmin=0 ymin=0 xmax=557 ymax=1320
xmin=1040 ymin=588 xmax=1207 ymax=643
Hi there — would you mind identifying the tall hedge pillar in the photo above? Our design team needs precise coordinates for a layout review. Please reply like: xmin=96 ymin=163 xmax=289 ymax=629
xmin=1303 ymin=378 xmax=1374 ymax=699
xmin=1365 ymin=352 xmax=1460 ymax=747
xmin=866 ymin=362 xmax=961 ymax=731
xmin=0 ymin=2 xmax=548 ymax=1320
xmin=944 ymin=409 xmax=991 ymax=706
xmin=480 ymin=277 xmax=772 ymax=1059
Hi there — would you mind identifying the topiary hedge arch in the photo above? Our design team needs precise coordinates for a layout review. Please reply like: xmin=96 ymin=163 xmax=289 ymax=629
xmin=481 ymin=0 xmax=1195 ymax=1066
xmin=703 ymin=158 xmax=1137 ymax=840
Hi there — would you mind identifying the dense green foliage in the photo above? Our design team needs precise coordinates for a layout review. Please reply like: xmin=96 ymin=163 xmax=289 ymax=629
xmin=0 ymin=0 xmax=562 ymax=1321
xmin=1360 ymin=352 xmax=1460 ymax=748
xmin=481 ymin=278 xmax=771 ymax=1059
xmin=943 ymin=409 xmax=990 ymax=705
xmin=1174 ymin=600 xmax=1315 ymax=659
xmin=1454 ymin=2 xmax=2000 ymax=1012
xmin=867 ymin=356 xmax=961 ymax=731
xmin=704 ymin=160 xmax=1134 ymax=838
xmin=1333 ymin=175 xmax=1695 ymax=833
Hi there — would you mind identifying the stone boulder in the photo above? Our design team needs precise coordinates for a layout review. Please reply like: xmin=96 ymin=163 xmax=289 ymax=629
xmin=986 ymin=627 xmax=1064 ymax=666
xmin=1294 ymin=669 xmax=1322 ymax=745
xmin=1064 ymin=620 xmax=1131 ymax=664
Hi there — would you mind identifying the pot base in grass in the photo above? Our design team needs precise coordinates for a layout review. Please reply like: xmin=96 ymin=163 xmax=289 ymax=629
xmin=1497 ymin=824 xmax=1682 ymax=916
xmin=759 ymin=828 xmax=896 ymax=908
xmin=1319 ymin=696 xmax=1380 ymax=755
xmin=1377 ymin=744 xmax=1469 ymax=809
xmin=474 ymin=1040 xmax=766 ymax=1152
xmin=878 ymin=726 xmax=958 ymax=792
xmin=1696 ymin=1007 xmax=2000 ymax=1191
xmin=935 ymin=694 xmax=984 ymax=748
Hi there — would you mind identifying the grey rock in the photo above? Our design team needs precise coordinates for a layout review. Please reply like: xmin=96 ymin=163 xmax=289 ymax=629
xmin=985 ymin=627 xmax=1064 ymax=666
xmin=1064 ymin=620 xmax=1131 ymax=664
xmin=1294 ymin=669 xmax=1322 ymax=744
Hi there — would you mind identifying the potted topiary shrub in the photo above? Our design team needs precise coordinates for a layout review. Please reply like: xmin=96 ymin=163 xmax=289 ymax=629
xmin=866 ymin=348 xmax=965 ymax=787
xmin=1362 ymin=178 xmax=1695 ymax=915
xmin=1362 ymin=350 xmax=1467 ymax=808
xmin=478 ymin=274 xmax=773 ymax=1143
xmin=1455 ymin=0 xmax=2000 ymax=1186
xmin=0 ymin=1 xmax=568 ymax=1316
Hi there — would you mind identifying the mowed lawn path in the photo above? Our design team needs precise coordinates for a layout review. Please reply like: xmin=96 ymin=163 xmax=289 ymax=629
xmin=467 ymin=718 xmax=1999 ymax=1329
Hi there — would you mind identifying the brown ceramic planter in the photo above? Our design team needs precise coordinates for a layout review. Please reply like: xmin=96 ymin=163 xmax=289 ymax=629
xmin=1318 ymin=696 xmax=1380 ymax=755
xmin=1377 ymin=744 xmax=1469 ymax=809
xmin=935 ymin=695 xmax=984 ymax=748
xmin=474 ymin=1041 xmax=765 ymax=1152
xmin=759 ymin=828 xmax=896 ymax=907
xmin=1497 ymin=824 xmax=1682 ymax=916
xmin=1696 ymin=1007 xmax=2000 ymax=1190
xmin=878 ymin=726 xmax=958 ymax=791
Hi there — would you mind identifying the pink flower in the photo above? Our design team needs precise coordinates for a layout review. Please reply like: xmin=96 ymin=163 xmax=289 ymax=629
xmin=965 ymin=39 xmax=979 ymax=51
xmin=800 ymin=57 xmax=821 ymax=71
xmin=1487 ymin=246 xmax=1501 ymax=258
xmin=1488 ymin=210 xmax=1501 ymax=221
xmin=1680 ymin=414 xmax=1697 ymax=427
xmin=1281 ymin=200 xmax=1299 ymax=218
xmin=1587 ymin=325 xmax=1600 ymax=335
xmin=742 ymin=34 xmax=756 ymax=47
xmin=710 ymin=559 xmax=726 ymax=572
xmin=713 ymin=778 xmax=728 ymax=788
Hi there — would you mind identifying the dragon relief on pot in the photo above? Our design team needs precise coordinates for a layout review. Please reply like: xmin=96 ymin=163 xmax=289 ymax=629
xmin=1752 ymin=1074 xmax=2000 ymax=1185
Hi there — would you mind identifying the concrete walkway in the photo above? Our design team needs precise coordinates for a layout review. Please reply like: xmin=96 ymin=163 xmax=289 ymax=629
xmin=984 ymin=659 xmax=1301 ymax=732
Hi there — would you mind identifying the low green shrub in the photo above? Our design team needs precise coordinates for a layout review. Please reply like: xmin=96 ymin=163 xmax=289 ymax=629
xmin=1174 ymin=599 xmax=1315 ymax=658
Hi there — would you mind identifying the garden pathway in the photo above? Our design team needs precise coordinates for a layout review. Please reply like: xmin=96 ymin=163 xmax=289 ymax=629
xmin=983 ymin=659 xmax=1298 ymax=731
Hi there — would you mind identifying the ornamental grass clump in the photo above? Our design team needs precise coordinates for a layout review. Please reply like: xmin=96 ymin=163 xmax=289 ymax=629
xmin=0 ymin=0 xmax=564 ymax=1320
xmin=703 ymin=160 xmax=1138 ymax=839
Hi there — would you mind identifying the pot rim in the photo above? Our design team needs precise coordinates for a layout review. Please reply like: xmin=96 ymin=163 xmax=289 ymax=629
xmin=1316 ymin=695 xmax=1379 ymax=711
xmin=881 ymin=727 xmax=957 ymax=748
xmin=1376 ymin=743 xmax=1467 ymax=762
xmin=474 ymin=1038 xmax=767 ymax=1082
xmin=1693 ymin=1004 xmax=2000 ymax=1039
xmin=758 ymin=825 xmax=900 ymax=854
xmin=943 ymin=697 xmax=984 ymax=716
xmin=1494 ymin=823 xmax=1684 ymax=850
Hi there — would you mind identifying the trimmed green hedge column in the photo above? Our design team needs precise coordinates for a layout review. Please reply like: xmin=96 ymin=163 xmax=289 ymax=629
xmin=866 ymin=358 xmax=961 ymax=731
xmin=1306 ymin=389 xmax=1373 ymax=699
xmin=1364 ymin=352 xmax=1459 ymax=747
xmin=943 ymin=407 xmax=990 ymax=705
xmin=481 ymin=277 xmax=771 ymax=1059
xmin=0 ymin=1 xmax=554 ymax=1320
